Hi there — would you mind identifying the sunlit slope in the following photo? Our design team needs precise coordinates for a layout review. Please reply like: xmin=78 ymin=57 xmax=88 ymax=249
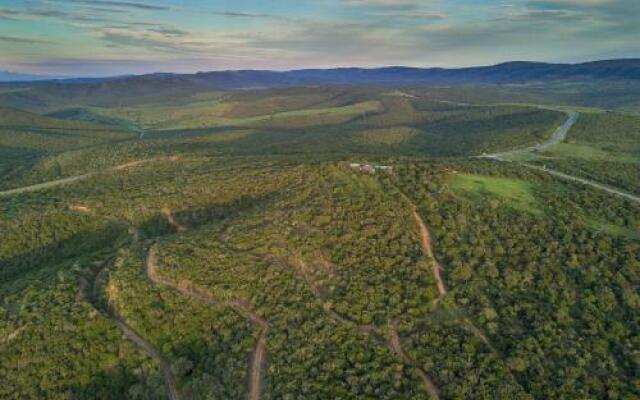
xmin=62 ymin=88 xmax=564 ymax=157
xmin=0 ymin=87 xmax=567 ymax=195
xmin=2 ymin=153 xmax=639 ymax=399
xmin=0 ymin=106 xmax=134 ymax=190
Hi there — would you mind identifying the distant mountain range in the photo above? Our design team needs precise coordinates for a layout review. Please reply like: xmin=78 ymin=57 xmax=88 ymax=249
xmin=189 ymin=59 xmax=640 ymax=88
xmin=3 ymin=59 xmax=639 ymax=86
xmin=0 ymin=71 xmax=66 ymax=82
xmin=1 ymin=59 xmax=639 ymax=111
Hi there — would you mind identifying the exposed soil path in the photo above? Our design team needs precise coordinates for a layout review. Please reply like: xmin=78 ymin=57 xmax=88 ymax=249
xmin=249 ymin=329 xmax=268 ymax=400
xmin=161 ymin=207 xmax=187 ymax=232
xmin=291 ymin=256 xmax=443 ymax=398
xmin=397 ymin=190 xmax=518 ymax=384
xmin=146 ymin=242 xmax=269 ymax=400
xmin=411 ymin=208 xmax=447 ymax=301
xmin=389 ymin=322 xmax=440 ymax=400
xmin=80 ymin=262 xmax=180 ymax=400
xmin=1 ymin=326 xmax=26 ymax=345
xmin=0 ymin=156 xmax=179 ymax=197
xmin=460 ymin=317 xmax=516 ymax=380
xmin=290 ymin=256 xmax=374 ymax=334
xmin=412 ymin=205 xmax=516 ymax=380
xmin=392 ymin=187 xmax=448 ymax=302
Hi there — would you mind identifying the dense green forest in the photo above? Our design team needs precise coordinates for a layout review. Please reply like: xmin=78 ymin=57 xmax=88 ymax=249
xmin=1 ymin=85 xmax=639 ymax=399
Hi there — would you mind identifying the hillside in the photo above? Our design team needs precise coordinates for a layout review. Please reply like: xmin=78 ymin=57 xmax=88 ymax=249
xmin=2 ymin=59 xmax=640 ymax=112
xmin=1 ymin=81 xmax=639 ymax=400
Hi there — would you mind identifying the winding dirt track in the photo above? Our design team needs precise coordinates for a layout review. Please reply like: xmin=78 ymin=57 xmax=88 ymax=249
xmin=81 ymin=262 xmax=180 ymax=400
xmin=1 ymin=326 xmax=26 ymax=345
xmin=111 ymin=317 xmax=181 ymax=400
xmin=146 ymin=240 xmax=269 ymax=400
xmin=291 ymin=257 xmax=374 ymax=334
xmin=389 ymin=322 xmax=440 ymax=400
xmin=291 ymin=257 xmax=439 ymax=396
xmin=411 ymin=208 xmax=447 ymax=300
xmin=405 ymin=196 xmax=518 ymax=383
xmin=249 ymin=329 xmax=268 ymax=400
xmin=161 ymin=207 xmax=187 ymax=232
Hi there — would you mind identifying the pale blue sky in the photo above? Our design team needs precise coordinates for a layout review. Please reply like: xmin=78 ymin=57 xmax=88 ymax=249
xmin=0 ymin=0 xmax=638 ymax=76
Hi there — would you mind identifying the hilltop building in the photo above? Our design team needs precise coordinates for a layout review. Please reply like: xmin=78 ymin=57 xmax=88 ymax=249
xmin=349 ymin=163 xmax=393 ymax=174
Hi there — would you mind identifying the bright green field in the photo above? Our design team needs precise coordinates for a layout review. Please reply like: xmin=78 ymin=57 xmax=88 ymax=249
xmin=92 ymin=100 xmax=383 ymax=130
xmin=588 ymin=219 xmax=640 ymax=239
xmin=451 ymin=173 xmax=540 ymax=213
xmin=543 ymin=142 xmax=639 ymax=163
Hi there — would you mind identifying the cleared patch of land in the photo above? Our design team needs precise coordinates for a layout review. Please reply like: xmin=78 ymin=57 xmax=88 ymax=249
xmin=451 ymin=173 xmax=540 ymax=213
xmin=543 ymin=142 xmax=638 ymax=163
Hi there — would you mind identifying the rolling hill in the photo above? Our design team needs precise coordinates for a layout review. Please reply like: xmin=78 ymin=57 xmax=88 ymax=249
xmin=2 ymin=59 xmax=640 ymax=112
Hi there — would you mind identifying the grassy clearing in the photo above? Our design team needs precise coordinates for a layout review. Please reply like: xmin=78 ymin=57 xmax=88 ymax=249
xmin=543 ymin=142 xmax=638 ymax=163
xmin=451 ymin=173 xmax=540 ymax=213
xmin=161 ymin=100 xmax=383 ymax=129
xmin=96 ymin=100 xmax=382 ymax=130
xmin=587 ymin=219 xmax=640 ymax=239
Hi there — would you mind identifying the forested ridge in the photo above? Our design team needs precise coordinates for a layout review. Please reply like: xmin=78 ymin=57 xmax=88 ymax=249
xmin=1 ymin=86 xmax=638 ymax=399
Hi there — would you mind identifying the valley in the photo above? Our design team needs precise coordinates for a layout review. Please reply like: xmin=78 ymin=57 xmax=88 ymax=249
xmin=1 ymin=76 xmax=639 ymax=400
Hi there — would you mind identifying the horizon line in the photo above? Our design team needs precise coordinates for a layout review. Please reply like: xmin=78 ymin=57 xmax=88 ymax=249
xmin=2 ymin=56 xmax=639 ymax=82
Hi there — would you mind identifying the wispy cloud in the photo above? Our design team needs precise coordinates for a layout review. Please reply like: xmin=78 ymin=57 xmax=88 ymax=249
xmin=149 ymin=27 xmax=189 ymax=37
xmin=211 ymin=11 xmax=280 ymax=18
xmin=529 ymin=0 xmax=614 ymax=6
xmin=0 ymin=35 xmax=54 ymax=45
xmin=0 ymin=8 xmax=20 ymax=20
xmin=0 ymin=6 xmax=115 ymax=24
xmin=379 ymin=10 xmax=446 ymax=19
xmin=1 ymin=0 xmax=638 ymax=75
xmin=346 ymin=0 xmax=426 ymax=7
xmin=67 ymin=0 xmax=170 ymax=11
xmin=95 ymin=26 xmax=260 ymax=58
xmin=501 ymin=8 xmax=585 ymax=21
xmin=100 ymin=31 xmax=179 ymax=52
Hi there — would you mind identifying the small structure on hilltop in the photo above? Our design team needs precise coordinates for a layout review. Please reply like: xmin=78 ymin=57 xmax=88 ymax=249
xmin=349 ymin=163 xmax=393 ymax=174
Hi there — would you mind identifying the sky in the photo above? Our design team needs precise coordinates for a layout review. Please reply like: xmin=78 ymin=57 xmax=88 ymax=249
xmin=0 ymin=0 xmax=638 ymax=76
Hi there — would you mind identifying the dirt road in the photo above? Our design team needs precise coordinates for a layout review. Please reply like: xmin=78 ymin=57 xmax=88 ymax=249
xmin=161 ymin=207 xmax=187 ymax=232
xmin=521 ymin=162 xmax=640 ymax=204
xmin=403 ymin=197 xmax=518 ymax=383
xmin=249 ymin=328 xmax=268 ymax=400
xmin=290 ymin=256 xmax=374 ymax=333
xmin=291 ymin=255 xmax=443 ymax=397
xmin=411 ymin=208 xmax=448 ymax=300
xmin=146 ymin=243 xmax=269 ymax=400
xmin=81 ymin=263 xmax=180 ymax=400
xmin=113 ymin=318 xmax=181 ymax=400
xmin=0 ymin=156 xmax=178 ymax=197
xmin=1 ymin=326 xmax=26 ymax=345
xmin=389 ymin=323 xmax=440 ymax=400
